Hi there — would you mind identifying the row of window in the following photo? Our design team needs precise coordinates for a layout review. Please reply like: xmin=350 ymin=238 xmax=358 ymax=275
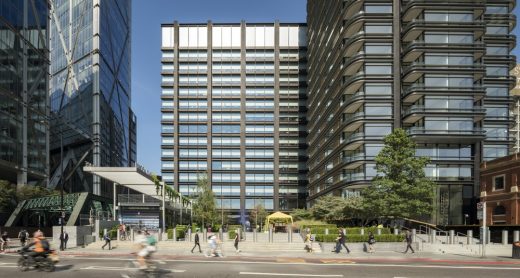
xmin=161 ymin=137 xmax=277 ymax=146
xmin=162 ymin=161 xmax=277 ymax=171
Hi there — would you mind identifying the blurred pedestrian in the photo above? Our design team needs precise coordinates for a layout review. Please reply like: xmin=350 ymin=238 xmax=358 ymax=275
xmin=234 ymin=230 xmax=241 ymax=253
xmin=102 ymin=231 xmax=111 ymax=250
xmin=367 ymin=231 xmax=375 ymax=253
xmin=191 ymin=229 xmax=202 ymax=253
xmin=0 ymin=232 xmax=9 ymax=252
xmin=334 ymin=231 xmax=350 ymax=254
xmin=18 ymin=229 xmax=28 ymax=247
xmin=403 ymin=230 xmax=415 ymax=254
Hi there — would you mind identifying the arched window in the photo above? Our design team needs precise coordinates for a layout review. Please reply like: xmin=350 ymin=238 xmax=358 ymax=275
xmin=493 ymin=205 xmax=506 ymax=215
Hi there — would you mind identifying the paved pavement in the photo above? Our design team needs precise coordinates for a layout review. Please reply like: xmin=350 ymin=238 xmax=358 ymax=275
xmin=1 ymin=252 xmax=520 ymax=278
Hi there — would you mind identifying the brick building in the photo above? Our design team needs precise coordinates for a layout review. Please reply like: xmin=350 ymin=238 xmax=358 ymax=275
xmin=480 ymin=153 xmax=520 ymax=225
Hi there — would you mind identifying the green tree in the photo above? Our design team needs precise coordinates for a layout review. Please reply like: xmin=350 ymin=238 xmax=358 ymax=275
xmin=311 ymin=195 xmax=348 ymax=223
xmin=0 ymin=180 xmax=17 ymax=212
xmin=249 ymin=204 xmax=268 ymax=230
xmin=0 ymin=180 xmax=57 ymax=213
xmin=290 ymin=208 xmax=313 ymax=221
xmin=361 ymin=128 xmax=436 ymax=221
xmin=192 ymin=173 xmax=218 ymax=229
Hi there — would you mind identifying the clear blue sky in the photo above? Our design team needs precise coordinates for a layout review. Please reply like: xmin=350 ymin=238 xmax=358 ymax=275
xmin=132 ymin=1 xmax=519 ymax=174
xmin=131 ymin=0 xmax=307 ymax=174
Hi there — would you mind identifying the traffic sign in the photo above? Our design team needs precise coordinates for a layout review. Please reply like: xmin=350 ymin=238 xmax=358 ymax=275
xmin=477 ymin=210 xmax=483 ymax=220
xmin=477 ymin=202 xmax=484 ymax=210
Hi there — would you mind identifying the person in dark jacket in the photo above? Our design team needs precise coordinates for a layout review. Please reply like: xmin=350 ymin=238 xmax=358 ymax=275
xmin=101 ymin=232 xmax=111 ymax=250
xmin=403 ymin=230 xmax=415 ymax=254
xmin=234 ymin=230 xmax=241 ymax=253
xmin=334 ymin=230 xmax=350 ymax=253
xmin=191 ymin=230 xmax=202 ymax=253
xmin=367 ymin=231 xmax=375 ymax=253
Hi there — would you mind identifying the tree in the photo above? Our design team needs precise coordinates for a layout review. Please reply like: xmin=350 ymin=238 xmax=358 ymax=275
xmin=249 ymin=204 xmax=268 ymax=230
xmin=290 ymin=208 xmax=313 ymax=221
xmin=0 ymin=180 xmax=16 ymax=212
xmin=192 ymin=173 xmax=218 ymax=229
xmin=311 ymin=195 xmax=348 ymax=223
xmin=361 ymin=128 xmax=436 ymax=221
xmin=0 ymin=180 xmax=56 ymax=213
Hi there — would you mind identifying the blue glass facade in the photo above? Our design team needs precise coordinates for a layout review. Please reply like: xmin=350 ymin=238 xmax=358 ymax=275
xmin=49 ymin=0 xmax=135 ymax=196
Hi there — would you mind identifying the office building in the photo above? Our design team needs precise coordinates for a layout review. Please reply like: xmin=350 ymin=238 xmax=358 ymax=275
xmin=511 ymin=65 xmax=520 ymax=153
xmin=49 ymin=0 xmax=136 ymax=197
xmin=306 ymin=0 xmax=516 ymax=225
xmin=160 ymin=22 xmax=308 ymax=221
xmin=0 ymin=0 xmax=49 ymax=187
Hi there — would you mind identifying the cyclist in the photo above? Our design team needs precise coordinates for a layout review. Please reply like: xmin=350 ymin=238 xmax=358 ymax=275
xmin=0 ymin=232 xmax=8 ymax=252
xmin=22 ymin=231 xmax=50 ymax=261
xmin=134 ymin=230 xmax=157 ymax=270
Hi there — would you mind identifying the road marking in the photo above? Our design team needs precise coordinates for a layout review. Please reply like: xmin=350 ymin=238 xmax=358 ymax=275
xmin=348 ymin=263 xmax=520 ymax=271
xmin=240 ymin=272 xmax=343 ymax=277
xmin=79 ymin=265 xmax=186 ymax=272
xmin=321 ymin=259 xmax=355 ymax=264
xmin=277 ymin=258 xmax=306 ymax=263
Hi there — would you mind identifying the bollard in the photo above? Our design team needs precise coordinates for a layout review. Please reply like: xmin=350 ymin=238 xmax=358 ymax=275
xmin=253 ymin=228 xmax=257 ymax=242
xmin=430 ymin=229 xmax=436 ymax=243
xmin=117 ymin=229 xmax=120 ymax=241
xmin=514 ymin=231 xmax=520 ymax=242
xmin=502 ymin=230 xmax=508 ymax=245
xmin=377 ymin=228 xmax=382 ymax=236
xmin=103 ymin=228 xmax=107 ymax=241
xmin=360 ymin=228 xmax=364 ymax=235
xmin=130 ymin=228 xmax=134 ymax=241
xmin=449 ymin=230 xmax=455 ymax=244
xmin=269 ymin=228 xmax=273 ymax=243
xmin=467 ymin=230 xmax=473 ymax=245
xmin=325 ymin=228 xmax=329 ymax=235
xmin=173 ymin=228 xmax=177 ymax=241
xmin=394 ymin=228 xmax=398 ymax=235
xmin=412 ymin=229 xmax=416 ymax=243
xmin=187 ymin=229 xmax=192 ymax=242
xmin=487 ymin=228 xmax=491 ymax=244
xmin=203 ymin=228 xmax=207 ymax=243
xmin=220 ymin=228 xmax=224 ymax=242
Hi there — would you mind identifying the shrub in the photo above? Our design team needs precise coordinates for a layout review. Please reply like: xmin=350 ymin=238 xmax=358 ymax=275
xmin=176 ymin=225 xmax=189 ymax=240
xmin=167 ymin=228 xmax=174 ymax=240
xmin=229 ymin=230 xmax=236 ymax=239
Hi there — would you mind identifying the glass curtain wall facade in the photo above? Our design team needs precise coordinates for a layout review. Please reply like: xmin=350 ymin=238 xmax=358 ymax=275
xmin=307 ymin=0 xmax=516 ymax=225
xmin=49 ymin=0 xmax=136 ymax=197
xmin=0 ymin=0 xmax=49 ymax=187
xmin=161 ymin=22 xmax=308 ymax=222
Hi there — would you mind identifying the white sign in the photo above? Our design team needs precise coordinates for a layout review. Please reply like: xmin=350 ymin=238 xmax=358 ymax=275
xmin=477 ymin=202 xmax=484 ymax=210
xmin=477 ymin=210 xmax=483 ymax=220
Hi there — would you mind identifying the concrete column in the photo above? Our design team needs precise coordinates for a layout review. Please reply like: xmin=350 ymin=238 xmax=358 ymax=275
xmin=514 ymin=230 xmax=519 ymax=242
xmin=467 ymin=230 xmax=473 ymax=245
xmin=377 ymin=228 xmax=382 ymax=236
xmin=449 ymin=230 xmax=455 ymax=244
xmin=502 ymin=230 xmax=508 ymax=245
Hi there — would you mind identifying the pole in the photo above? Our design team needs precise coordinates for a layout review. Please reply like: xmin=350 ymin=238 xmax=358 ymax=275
xmin=113 ymin=182 xmax=117 ymax=221
xmin=482 ymin=201 xmax=487 ymax=258
xmin=162 ymin=183 xmax=166 ymax=230
xmin=60 ymin=116 xmax=64 ymax=236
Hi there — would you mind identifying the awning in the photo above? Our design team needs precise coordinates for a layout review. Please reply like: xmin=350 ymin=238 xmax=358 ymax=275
xmin=83 ymin=166 xmax=160 ymax=198
xmin=266 ymin=211 xmax=294 ymax=227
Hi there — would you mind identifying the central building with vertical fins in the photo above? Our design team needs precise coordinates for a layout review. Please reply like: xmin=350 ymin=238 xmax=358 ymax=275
xmin=160 ymin=22 xmax=308 ymax=222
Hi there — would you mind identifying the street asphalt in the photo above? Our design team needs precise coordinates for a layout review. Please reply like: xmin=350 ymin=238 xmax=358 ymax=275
xmin=1 ymin=252 xmax=520 ymax=278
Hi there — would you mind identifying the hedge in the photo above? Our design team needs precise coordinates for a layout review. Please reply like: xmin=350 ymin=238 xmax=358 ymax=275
xmin=228 ymin=225 xmax=243 ymax=239
xmin=314 ymin=234 xmax=405 ymax=243
xmin=99 ymin=229 xmax=117 ymax=240
xmin=300 ymin=225 xmax=392 ymax=235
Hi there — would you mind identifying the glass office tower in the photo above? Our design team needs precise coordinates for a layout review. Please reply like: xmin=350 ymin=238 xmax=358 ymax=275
xmin=0 ymin=0 xmax=49 ymax=187
xmin=307 ymin=0 xmax=516 ymax=225
xmin=160 ymin=22 xmax=308 ymax=222
xmin=49 ymin=0 xmax=136 ymax=197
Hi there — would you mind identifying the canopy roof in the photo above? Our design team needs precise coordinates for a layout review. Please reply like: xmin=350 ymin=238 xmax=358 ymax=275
xmin=83 ymin=166 xmax=159 ymax=198
xmin=266 ymin=211 xmax=293 ymax=224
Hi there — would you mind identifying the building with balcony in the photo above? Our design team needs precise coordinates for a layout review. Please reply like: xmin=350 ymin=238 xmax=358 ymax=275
xmin=49 ymin=0 xmax=136 ymax=197
xmin=306 ymin=0 xmax=516 ymax=225
xmin=160 ymin=22 xmax=308 ymax=223
xmin=0 ymin=0 xmax=49 ymax=187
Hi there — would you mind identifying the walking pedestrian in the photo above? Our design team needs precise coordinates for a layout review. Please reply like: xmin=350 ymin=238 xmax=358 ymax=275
xmin=334 ymin=230 xmax=350 ymax=253
xmin=18 ymin=229 xmax=28 ymax=247
xmin=59 ymin=231 xmax=65 ymax=251
xmin=63 ymin=231 xmax=69 ymax=250
xmin=234 ymin=230 xmax=241 ymax=253
xmin=191 ymin=229 xmax=202 ymax=253
xmin=0 ymin=232 xmax=9 ymax=252
xmin=102 ymin=231 xmax=111 ymax=250
xmin=403 ymin=230 xmax=415 ymax=254
xmin=304 ymin=232 xmax=313 ymax=253
xmin=367 ymin=231 xmax=375 ymax=253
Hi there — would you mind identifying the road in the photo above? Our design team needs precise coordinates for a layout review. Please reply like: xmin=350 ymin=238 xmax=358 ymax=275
xmin=1 ymin=253 xmax=520 ymax=277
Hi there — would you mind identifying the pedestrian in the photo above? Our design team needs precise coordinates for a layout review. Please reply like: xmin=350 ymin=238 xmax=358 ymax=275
xmin=18 ymin=229 xmax=28 ymax=247
xmin=334 ymin=230 xmax=350 ymax=253
xmin=191 ymin=229 xmax=202 ymax=253
xmin=367 ymin=231 xmax=375 ymax=253
xmin=59 ymin=231 xmax=65 ymax=250
xmin=403 ymin=230 xmax=415 ymax=254
xmin=0 ymin=232 xmax=9 ymax=252
xmin=304 ymin=232 xmax=313 ymax=253
xmin=102 ymin=231 xmax=111 ymax=250
xmin=234 ymin=230 xmax=241 ymax=253
xmin=63 ymin=231 xmax=69 ymax=250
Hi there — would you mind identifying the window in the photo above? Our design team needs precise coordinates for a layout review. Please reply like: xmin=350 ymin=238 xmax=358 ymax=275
xmin=486 ymin=5 xmax=509 ymax=14
xmin=365 ymin=83 xmax=392 ymax=95
xmin=425 ymin=32 xmax=473 ymax=44
xmin=179 ymin=161 xmax=207 ymax=170
xmin=179 ymin=137 xmax=207 ymax=145
xmin=486 ymin=25 xmax=509 ymax=35
xmin=212 ymin=125 xmax=240 ymax=133
xmin=364 ymin=4 xmax=392 ymax=13
xmin=245 ymin=137 xmax=274 ymax=146
xmin=486 ymin=65 xmax=508 ymax=76
xmin=424 ymin=96 xmax=473 ymax=109
xmin=213 ymin=88 xmax=241 ymax=96
xmin=161 ymin=113 xmax=174 ymax=120
xmin=212 ymin=137 xmax=240 ymax=146
xmin=487 ymin=45 xmax=509 ymax=55
xmin=161 ymin=125 xmax=174 ymax=133
xmin=162 ymin=76 xmax=174 ymax=83
xmin=486 ymin=105 xmax=509 ymax=118
xmin=246 ymin=88 xmax=275 ymax=96
xmin=179 ymin=88 xmax=207 ymax=97
xmin=425 ymin=54 xmax=473 ymax=65
xmin=424 ymin=74 xmax=474 ymax=87
xmin=484 ymin=124 xmax=509 ymax=139
xmin=365 ymin=43 xmax=392 ymax=54
xmin=179 ymin=149 xmax=207 ymax=158
xmin=245 ymin=149 xmax=274 ymax=158
xmin=424 ymin=12 xmax=473 ymax=22
xmin=245 ymin=125 xmax=274 ymax=133
xmin=483 ymin=145 xmax=508 ymax=161
xmin=486 ymin=85 xmax=509 ymax=97
xmin=162 ymin=63 xmax=174 ymax=71
xmin=212 ymin=113 xmax=241 ymax=122
xmin=161 ymin=137 xmax=174 ymax=145
xmin=365 ymin=63 xmax=392 ymax=74
xmin=179 ymin=113 xmax=207 ymax=122
xmin=179 ymin=100 xmax=207 ymax=109
xmin=246 ymin=113 xmax=274 ymax=122
xmin=212 ymin=161 xmax=241 ymax=170
xmin=365 ymin=104 xmax=391 ymax=115
xmin=212 ymin=149 xmax=241 ymax=158
xmin=245 ymin=161 xmax=274 ymax=170
xmin=493 ymin=175 xmax=505 ymax=191
xmin=424 ymin=117 xmax=473 ymax=131
xmin=365 ymin=123 xmax=392 ymax=136
xmin=493 ymin=205 xmax=506 ymax=215
xmin=365 ymin=24 xmax=392 ymax=34
xmin=178 ymin=125 xmax=207 ymax=133
xmin=162 ymin=89 xmax=174 ymax=95
xmin=245 ymin=100 xmax=274 ymax=109
xmin=212 ymin=173 xmax=241 ymax=182
xmin=212 ymin=100 xmax=241 ymax=109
